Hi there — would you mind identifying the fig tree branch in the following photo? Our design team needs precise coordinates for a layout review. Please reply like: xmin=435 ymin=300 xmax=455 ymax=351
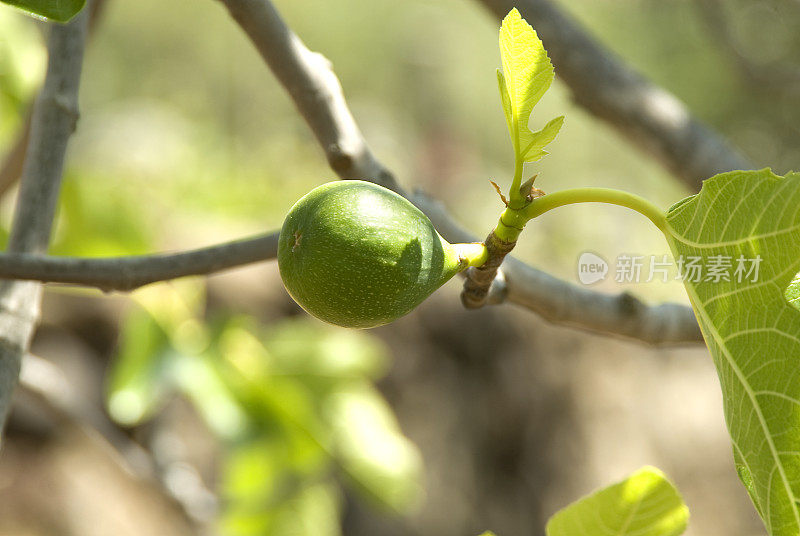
xmin=0 ymin=233 xmax=279 ymax=292
xmin=0 ymin=4 xmax=92 ymax=438
xmin=477 ymin=0 xmax=754 ymax=190
xmin=461 ymin=229 xmax=517 ymax=309
xmin=215 ymin=0 xmax=702 ymax=345
xmin=0 ymin=216 xmax=701 ymax=344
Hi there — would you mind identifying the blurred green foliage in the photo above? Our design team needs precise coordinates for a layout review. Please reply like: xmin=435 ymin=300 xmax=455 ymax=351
xmin=106 ymin=281 xmax=422 ymax=535
xmin=0 ymin=8 xmax=43 ymax=137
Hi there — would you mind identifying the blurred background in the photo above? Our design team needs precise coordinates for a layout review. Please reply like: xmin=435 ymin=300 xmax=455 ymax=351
xmin=1 ymin=0 xmax=798 ymax=534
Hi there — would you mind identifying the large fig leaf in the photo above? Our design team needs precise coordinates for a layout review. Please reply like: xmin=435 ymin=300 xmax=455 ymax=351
xmin=664 ymin=168 xmax=800 ymax=535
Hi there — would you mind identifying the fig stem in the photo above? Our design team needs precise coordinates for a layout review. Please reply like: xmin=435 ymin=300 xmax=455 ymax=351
xmin=507 ymin=158 xmax=526 ymax=208
xmin=522 ymin=187 xmax=667 ymax=233
xmin=453 ymin=243 xmax=490 ymax=269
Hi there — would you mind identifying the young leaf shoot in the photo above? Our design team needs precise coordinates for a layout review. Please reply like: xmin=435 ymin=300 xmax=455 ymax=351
xmin=497 ymin=8 xmax=564 ymax=207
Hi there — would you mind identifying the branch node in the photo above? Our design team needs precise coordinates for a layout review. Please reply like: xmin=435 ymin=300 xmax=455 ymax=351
xmin=461 ymin=230 xmax=517 ymax=309
xmin=618 ymin=291 xmax=644 ymax=316
xmin=44 ymin=95 xmax=80 ymax=132
xmin=326 ymin=143 xmax=354 ymax=175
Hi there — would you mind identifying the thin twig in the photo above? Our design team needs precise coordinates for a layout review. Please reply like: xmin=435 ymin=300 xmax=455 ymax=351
xmin=0 ymin=233 xmax=279 ymax=292
xmin=477 ymin=0 xmax=753 ymax=190
xmin=0 ymin=4 xmax=92 ymax=439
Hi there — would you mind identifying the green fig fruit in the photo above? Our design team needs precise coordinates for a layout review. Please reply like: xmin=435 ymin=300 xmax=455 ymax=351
xmin=278 ymin=180 xmax=485 ymax=328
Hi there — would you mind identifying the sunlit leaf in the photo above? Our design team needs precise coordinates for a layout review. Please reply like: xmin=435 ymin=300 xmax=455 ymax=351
xmin=521 ymin=115 xmax=564 ymax=163
xmin=545 ymin=466 xmax=689 ymax=536
xmin=221 ymin=437 xmax=325 ymax=510
xmin=172 ymin=352 xmax=249 ymax=440
xmin=264 ymin=319 xmax=389 ymax=382
xmin=497 ymin=69 xmax=512 ymax=148
xmin=105 ymin=307 xmax=171 ymax=425
xmin=664 ymin=168 xmax=800 ymax=535
xmin=220 ymin=481 xmax=341 ymax=536
xmin=132 ymin=280 xmax=210 ymax=355
xmin=0 ymin=0 xmax=85 ymax=22
xmin=326 ymin=385 xmax=422 ymax=513
xmin=498 ymin=8 xmax=562 ymax=163
xmin=0 ymin=8 xmax=45 ymax=108
xmin=214 ymin=330 xmax=330 ymax=448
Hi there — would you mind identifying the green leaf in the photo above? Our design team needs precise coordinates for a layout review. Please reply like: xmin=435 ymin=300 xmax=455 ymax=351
xmin=521 ymin=115 xmax=564 ymax=163
xmin=664 ymin=168 xmax=800 ymax=536
xmin=326 ymin=384 xmax=422 ymax=513
xmin=0 ymin=8 xmax=46 ymax=109
xmin=264 ymin=319 xmax=389 ymax=382
xmin=545 ymin=466 xmax=689 ymax=536
xmin=172 ymin=352 xmax=250 ymax=440
xmin=220 ymin=436 xmax=327 ymax=512
xmin=220 ymin=481 xmax=341 ymax=536
xmin=497 ymin=69 xmax=513 ymax=146
xmin=213 ymin=324 xmax=332 ymax=448
xmin=0 ymin=0 xmax=85 ymax=22
xmin=498 ymin=8 xmax=562 ymax=163
xmin=213 ymin=318 xmax=419 ymax=512
xmin=105 ymin=307 xmax=171 ymax=425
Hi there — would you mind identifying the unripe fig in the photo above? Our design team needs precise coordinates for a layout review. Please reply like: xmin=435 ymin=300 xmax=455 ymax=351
xmin=278 ymin=180 xmax=483 ymax=328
